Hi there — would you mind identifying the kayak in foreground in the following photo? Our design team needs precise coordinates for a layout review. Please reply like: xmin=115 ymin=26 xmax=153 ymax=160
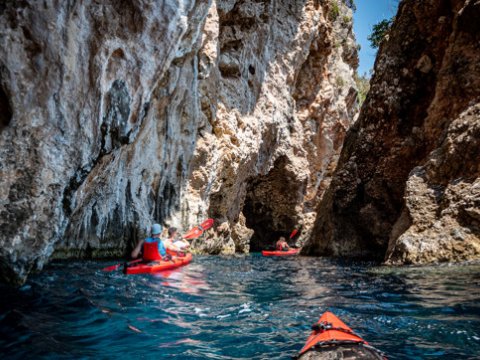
xmin=123 ymin=253 xmax=193 ymax=275
xmin=297 ymin=311 xmax=386 ymax=359
xmin=261 ymin=248 xmax=300 ymax=256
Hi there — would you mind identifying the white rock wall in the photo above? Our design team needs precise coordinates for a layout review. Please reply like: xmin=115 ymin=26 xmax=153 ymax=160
xmin=0 ymin=0 xmax=358 ymax=284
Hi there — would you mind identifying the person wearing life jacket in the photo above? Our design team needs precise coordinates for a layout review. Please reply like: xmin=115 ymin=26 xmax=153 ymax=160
xmin=276 ymin=236 xmax=290 ymax=251
xmin=131 ymin=223 xmax=169 ymax=261
xmin=166 ymin=227 xmax=190 ymax=251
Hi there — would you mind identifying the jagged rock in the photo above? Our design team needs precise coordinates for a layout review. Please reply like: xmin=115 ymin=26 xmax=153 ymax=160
xmin=385 ymin=104 xmax=480 ymax=264
xmin=0 ymin=0 xmax=357 ymax=285
xmin=303 ymin=0 xmax=480 ymax=264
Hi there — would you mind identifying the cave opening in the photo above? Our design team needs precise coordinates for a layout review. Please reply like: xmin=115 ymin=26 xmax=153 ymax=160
xmin=0 ymin=86 xmax=12 ymax=132
xmin=243 ymin=156 xmax=303 ymax=252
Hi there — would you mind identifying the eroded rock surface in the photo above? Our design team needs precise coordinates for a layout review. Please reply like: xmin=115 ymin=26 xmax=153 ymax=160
xmin=386 ymin=104 xmax=480 ymax=264
xmin=303 ymin=0 xmax=480 ymax=264
xmin=183 ymin=0 xmax=359 ymax=252
xmin=0 ymin=0 xmax=358 ymax=284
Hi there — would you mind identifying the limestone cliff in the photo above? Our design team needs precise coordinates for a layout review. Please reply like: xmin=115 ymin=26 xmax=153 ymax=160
xmin=182 ymin=0 xmax=358 ymax=253
xmin=303 ymin=0 xmax=480 ymax=263
xmin=0 ymin=0 xmax=358 ymax=285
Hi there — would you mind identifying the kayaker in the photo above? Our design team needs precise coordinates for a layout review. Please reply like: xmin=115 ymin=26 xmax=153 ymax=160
xmin=276 ymin=236 xmax=290 ymax=251
xmin=166 ymin=227 xmax=190 ymax=250
xmin=131 ymin=223 xmax=169 ymax=261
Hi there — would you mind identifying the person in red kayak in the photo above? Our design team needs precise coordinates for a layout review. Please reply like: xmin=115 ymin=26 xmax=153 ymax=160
xmin=131 ymin=224 xmax=180 ymax=261
xmin=165 ymin=227 xmax=190 ymax=251
xmin=276 ymin=236 xmax=290 ymax=251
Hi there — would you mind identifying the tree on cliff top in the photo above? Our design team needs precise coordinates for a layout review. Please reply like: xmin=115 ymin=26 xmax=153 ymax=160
xmin=368 ymin=18 xmax=393 ymax=49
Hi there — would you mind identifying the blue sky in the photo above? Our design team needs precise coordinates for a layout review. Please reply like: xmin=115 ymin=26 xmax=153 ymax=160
xmin=353 ymin=0 xmax=399 ymax=76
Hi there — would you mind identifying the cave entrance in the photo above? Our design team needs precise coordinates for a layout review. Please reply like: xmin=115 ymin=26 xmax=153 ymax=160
xmin=243 ymin=156 xmax=304 ymax=252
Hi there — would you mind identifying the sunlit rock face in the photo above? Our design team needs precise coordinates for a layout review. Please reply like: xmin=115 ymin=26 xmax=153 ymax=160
xmin=0 ymin=0 xmax=357 ymax=285
xmin=303 ymin=0 xmax=480 ymax=264
xmin=185 ymin=0 xmax=358 ymax=253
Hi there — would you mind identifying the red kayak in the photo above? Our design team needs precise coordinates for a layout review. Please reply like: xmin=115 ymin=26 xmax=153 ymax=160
xmin=123 ymin=253 xmax=193 ymax=275
xmin=298 ymin=311 xmax=386 ymax=359
xmin=261 ymin=248 xmax=300 ymax=256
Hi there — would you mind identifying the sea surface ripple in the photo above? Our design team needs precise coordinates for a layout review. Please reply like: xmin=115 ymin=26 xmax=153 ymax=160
xmin=0 ymin=255 xmax=479 ymax=359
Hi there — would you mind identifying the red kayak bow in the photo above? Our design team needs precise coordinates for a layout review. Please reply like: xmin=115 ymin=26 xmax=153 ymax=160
xmin=298 ymin=311 xmax=386 ymax=359
xmin=183 ymin=218 xmax=214 ymax=240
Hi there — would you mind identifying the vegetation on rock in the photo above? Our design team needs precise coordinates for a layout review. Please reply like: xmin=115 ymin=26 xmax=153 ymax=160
xmin=368 ymin=18 xmax=393 ymax=49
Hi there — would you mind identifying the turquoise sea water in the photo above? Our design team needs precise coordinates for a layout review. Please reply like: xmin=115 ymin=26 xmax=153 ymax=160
xmin=0 ymin=255 xmax=479 ymax=359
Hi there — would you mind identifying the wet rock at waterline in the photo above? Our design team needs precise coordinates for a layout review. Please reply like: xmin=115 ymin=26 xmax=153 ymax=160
xmin=0 ymin=0 xmax=358 ymax=285
xmin=303 ymin=0 xmax=480 ymax=264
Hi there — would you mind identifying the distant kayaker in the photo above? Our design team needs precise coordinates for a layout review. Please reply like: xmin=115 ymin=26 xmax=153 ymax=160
xmin=131 ymin=223 xmax=178 ymax=261
xmin=276 ymin=236 xmax=290 ymax=251
xmin=166 ymin=227 xmax=190 ymax=251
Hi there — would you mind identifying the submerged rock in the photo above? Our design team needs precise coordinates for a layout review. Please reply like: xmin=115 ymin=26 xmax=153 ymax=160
xmin=0 ymin=0 xmax=357 ymax=285
xmin=303 ymin=0 xmax=480 ymax=264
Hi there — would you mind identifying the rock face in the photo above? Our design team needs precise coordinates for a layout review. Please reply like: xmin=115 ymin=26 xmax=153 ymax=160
xmin=0 ymin=0 xmax=358 ymax=285
xmin=303 ymin=0 xmax=480 ymax=264
xmin=183 ymin=0 xmax=358 ymax=253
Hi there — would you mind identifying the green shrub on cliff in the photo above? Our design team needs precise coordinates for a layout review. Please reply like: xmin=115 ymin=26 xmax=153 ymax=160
xmin=342 ymin=15 xmax=352 ymax=26
xmin=330 ymin=0 xmax=356 ymax=22
xmin=368 ymin=18 xmax=393 ymax=49
xmin=329 ymin=1 xmax=340 ymax=21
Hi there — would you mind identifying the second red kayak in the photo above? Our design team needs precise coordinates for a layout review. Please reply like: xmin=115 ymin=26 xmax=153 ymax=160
xmin=261 ymin=248 xmax=300 ymax=256
xmin=298 ymin=311 xmax=385 ymax=359
xmin=123 ymin=253 xmax=193 ymax=275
